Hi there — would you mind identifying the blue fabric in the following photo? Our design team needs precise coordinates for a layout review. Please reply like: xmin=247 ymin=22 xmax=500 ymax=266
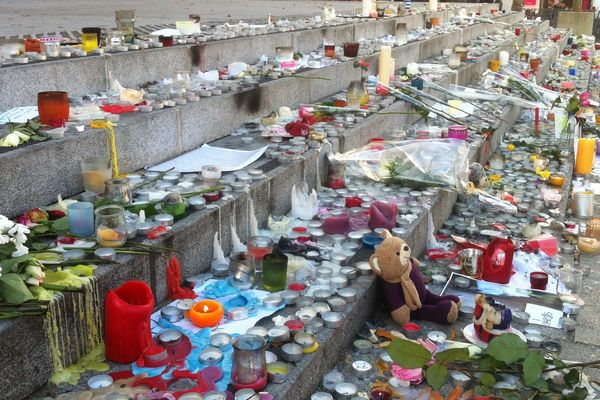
xmin=223 ymin=291 xmax=260 ymax=317
xmin=203 ymin=280 xmax=240 ymax=299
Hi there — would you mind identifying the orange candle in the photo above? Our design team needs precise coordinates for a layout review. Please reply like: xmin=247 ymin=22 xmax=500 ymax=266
xmin=549 ymin=174 xmax=565 ymax=187
xmin=190 ymin=300 xmax=224 ymax=328
xmin=575 ymin=138 xmax=597 ymax=175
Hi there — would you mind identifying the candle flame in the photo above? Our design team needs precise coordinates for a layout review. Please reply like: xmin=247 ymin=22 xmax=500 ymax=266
xmin=203 ymin=305 xmax=209 ymax=313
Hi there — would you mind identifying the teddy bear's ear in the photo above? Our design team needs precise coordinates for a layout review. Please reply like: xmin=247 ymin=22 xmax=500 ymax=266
xmin=379 ymin=229 xmax=392 ymax=239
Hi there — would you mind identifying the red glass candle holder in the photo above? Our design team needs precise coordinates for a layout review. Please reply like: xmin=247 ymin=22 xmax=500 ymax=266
xmin=530 ymin=271 xmax=548 ymax=290
xmin=515 ymin=27 xmax=521 ymax=36
xmin=343 ymin=42 xmax=360 ymax=57
xmin=324 ymin=44 xmax=336 ymax=58
xmin=159 ymin=35 xmax=174 ymax=47
xmin=37 ymin=91 xmax=69 ymax=126
xmin=25 ymin=38 xmax=42 ymax=53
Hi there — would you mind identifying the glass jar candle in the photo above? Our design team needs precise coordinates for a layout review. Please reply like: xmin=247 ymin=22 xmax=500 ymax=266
xmin=448 ymin=125 xmax=468 ymax=140
xmin=115 ymin=10 xmax=135 ymax=43
xmin=106 ymin=30 xmax=124 ymax=46
xmin=346 ymin=80 xmax=368 ymax=109
xmin=37 ymin=91 xmax=69 ymax=126
xmin=159 ymin=35 xmax=174 ymax=47
xmin=68 ymin=202 xmax=95 ymax=237
xmin=81 ymin=27 xmax=100 ymax=52
xmin=324 ymin=43 xmax=335 ymax=58
xmin=343 ymin=42 xmax=360 ymax=57
xmin=231 ymin=335 xmax=267 ymax=391
xmin=95 ymin=205 xmax=127 ymax=248
xmin=81 ymin=157 xmax=112 ymax=194
xmin=24 ymin=38 xmax=41 ymax=53
xmin=229 ymin=252 xmax=254 ymax=289
xmin=104 ymin=178 xmax=132 ymax=205
xmin=349 ymin=207 xmax=370 ymax=231
xmin=263 ymin=253 xmax=288 ymax=292
xmin=323 ymin=209 xmax=350 ymax=235
xmin=42 ymin=39 xmax=60 ymax=57
xmin=448 ymin=53 xmax=461 ymax=69
xmin=201 ymin=165 xmax=222 ymax=187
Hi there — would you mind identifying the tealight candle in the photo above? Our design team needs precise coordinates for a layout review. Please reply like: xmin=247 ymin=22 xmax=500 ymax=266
xmin=267 ymin=326 xmax=290 ymax=343
xmin=199 ymin=346 xmax=224 ymax=365
xmin=267 ymin=361 xmax=290 ymax=383
xmin=294 ymin=332 xmax=317 ymax=349
xmin=427 ymin=330 xmax=446 ymax=344
xmin=210 ymin=332 xmax=232 ymax=349
xmin=450 ymin=370 xmax=471 ymax=387
xmin=189 ymin=300 xmax=224 ymax=328
xmin=246 ymin=326 xmax=269 ymax=338
xmin=281 ymin=343 xmax=304 ymax=362
xmin=334 ymin=382 xmax=358 ymax=400
xmin=87 ymin=374 xmax=113 ymax=389
xmin=337 ymin=288 xmax=358 ymax=303
xmin=285 ymin=319 xmax=305 ymax=335
xmin=351 ymin=360 xmax=372 ymax=378
xmin=311 ymin=392 xmax=333 ymax=400
xmin=402 ymin=322 xmax=421 ymax=339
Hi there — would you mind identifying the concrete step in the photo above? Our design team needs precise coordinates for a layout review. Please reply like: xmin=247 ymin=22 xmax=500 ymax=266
xmin=0 ymin=11 xmax=525 ymax=218
xmin=0 ymin=4 xmax=497 ymax=112
xmin=1 ymin=27 xmax=550 ymax=397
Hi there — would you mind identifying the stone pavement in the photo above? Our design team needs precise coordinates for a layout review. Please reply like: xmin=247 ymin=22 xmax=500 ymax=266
xmin=0 ymin=0 xmax=362 ymax=37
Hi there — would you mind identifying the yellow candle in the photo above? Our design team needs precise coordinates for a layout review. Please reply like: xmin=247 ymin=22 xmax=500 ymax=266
xmin=575 ymin=138 xmax=597 ymax=174
xmin=378 ymin=45 xmax=392 ymax=86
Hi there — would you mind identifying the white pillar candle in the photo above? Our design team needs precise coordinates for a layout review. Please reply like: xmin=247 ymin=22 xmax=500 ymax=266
xmin=406 ymin=62 xmax=419 ymax=75
xmin=499 ymin=50 xmax=509 ymax=66
xmin=362 ymin=0 xmax=371 ymax=16
xmin=429 ymin=0 xmax=438 ymax=12
xmin=378 ymin=45 xmax=392 ymax=86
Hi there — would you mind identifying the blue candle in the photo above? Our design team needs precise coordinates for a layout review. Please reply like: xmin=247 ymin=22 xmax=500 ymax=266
xmin=68 ymin=202 xmax=95 ymax=236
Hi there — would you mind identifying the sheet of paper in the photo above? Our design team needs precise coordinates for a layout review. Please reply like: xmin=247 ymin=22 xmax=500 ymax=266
xmin=525 ymin=303 xmax=563 ymax=328
xmin=0 ymin=106 xmax=38 ymax=124
xmin=150 ymin=144 xmax=268 ymax=172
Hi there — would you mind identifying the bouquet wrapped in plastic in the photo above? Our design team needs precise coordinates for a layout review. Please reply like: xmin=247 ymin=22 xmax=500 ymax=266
xmin=333 ymin=139 xmax=471 ymax=189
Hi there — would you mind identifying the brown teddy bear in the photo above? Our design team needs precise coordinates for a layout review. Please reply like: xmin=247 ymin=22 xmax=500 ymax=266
xmin=369 ymin=229 xmax=460 ymax=325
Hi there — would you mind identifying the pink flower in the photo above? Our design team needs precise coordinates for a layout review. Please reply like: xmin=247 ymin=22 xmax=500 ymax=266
xmin=298 ymin=106 xmax=314 ymax=119
xmin=15 ymin=214 xmax=35 ymax=227
xmin=25 ymin=208 xmax=48 ymax=224
xmin=391 ymin=365 xmax=423 ymax=385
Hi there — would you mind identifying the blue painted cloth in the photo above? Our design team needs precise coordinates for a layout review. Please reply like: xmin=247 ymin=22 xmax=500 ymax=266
xmin=202 ymin=280 xmax=240 ymax=299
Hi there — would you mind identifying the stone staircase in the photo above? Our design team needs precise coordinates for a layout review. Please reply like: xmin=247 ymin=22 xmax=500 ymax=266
xmin=0 ymin=6 xmax=570 ymax=399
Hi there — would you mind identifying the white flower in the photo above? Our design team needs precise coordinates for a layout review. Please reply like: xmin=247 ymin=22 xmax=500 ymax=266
xmin=26 ymin=277 xmax=41 ymax=286
xmin=26 ymin=265 xmax=45 ymax=281
xmin=0 ymin=215 xmax=14 ymax=232
xmin=0 ymin=234 xmax=10 ymax=245
xmin=8 ymin=224 xmax=30 ymax=244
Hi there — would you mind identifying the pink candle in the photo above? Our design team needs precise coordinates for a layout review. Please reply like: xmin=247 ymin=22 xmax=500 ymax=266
xmin=323 ymin=210 xmax=350 ymax=235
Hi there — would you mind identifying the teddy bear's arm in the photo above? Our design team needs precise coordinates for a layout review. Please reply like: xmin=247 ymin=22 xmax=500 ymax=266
xmin=391 ymin=305 xmax=411 ymax=325
xmin=369 ymin=255 xmax=382 ymax=276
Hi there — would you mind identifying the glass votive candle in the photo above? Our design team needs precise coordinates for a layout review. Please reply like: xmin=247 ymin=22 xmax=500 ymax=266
xmin=448 ymin=53 xmax=461 ymax=69
xmin=324 ymin=43 xmax=336 ymax=58
xmin=37 ymin=91 xmax=69 ymax=126
xmin=81 ymin=27 xmax=101 ymax=52
xmin=343 ymin=42 xmax=360 ymax=57
xmin=68 ymin=202 xmax=95 ymax=236
xmin=24 ymin=38 xmax=42 ymax=53
xmin=202 ymin=165 xmax=222 ymax=187
xmin=263 ymin=252 xmax=288 ymax=292
xmin=159 ymin=35 xmax=174 ymax=47
xmin=81 ymin=157 xmax=112 ymax=194
xmin=42 ymin=40 xmax=60 ymax=57
xmin=94 ymin=205 xmax=127 ymax=247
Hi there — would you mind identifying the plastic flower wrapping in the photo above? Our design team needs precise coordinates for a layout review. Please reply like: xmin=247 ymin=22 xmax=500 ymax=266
xmin=332 ymin=139 xmax=471 ymax=190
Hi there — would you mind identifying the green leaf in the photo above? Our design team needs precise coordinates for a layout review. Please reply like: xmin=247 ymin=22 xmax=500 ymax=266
xmin=529 ymin=378 xmax=549 ymax=392
xmin=0 ymin=273 xmax=35 ymax=304
xmin=487 ymin=333 xmax=528 ymax=363
xmin=31 ymin=242 xmax=49 ymax=251
xmin=425 ymin=363 xmax=447 ymax=390
xmin=28 ymin=120 xmax=41 ymax=130
xmin=565 ymin=387 xmax=589 ymax=400
xmin=474 ymin=385 xmax=491 ymax=396
xmin=51 ymin=217 xmax=69 ymax=232
xmin=478 ymin=355 xmax=497 ymax=372
xmin=31 ymin=224 xmax=50 ymax=234
xmin=0 ymin=254 xmax=34 ymax=272
xmin=523 ymin=352 xmax=546 ymax=385
xmin=30 ymin=135 xmax=48 ymax=142
xmin=564 ymin=369 xmax=580 ymax=387
xmin=480 ymin=372 xmax=496 ymax=387
xmin=386 ymin=338 xmax=432 ymax=369
xmin=435 ymin=348 xmax=471 ymax=363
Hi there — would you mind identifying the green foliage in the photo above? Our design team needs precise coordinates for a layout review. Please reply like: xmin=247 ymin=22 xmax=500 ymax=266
xmin=487 ymin=333 xmax=528 ymax=363
xmin=0 ymin=273 xmax=34 ymax=304
xmin=435 ymin=348 xmax=470 ymax=363
xmin=386 ymin=338 xmax=432 ymax=369
xmin=523 ymin=352 xmax=546 ymax=385
xmin=479 ymin=372 xmax=496 ymax=387
xmin=563 ymin=369 xmax=580 ymax=387
xmin=425 ymin=363 xmax=447 ymax=390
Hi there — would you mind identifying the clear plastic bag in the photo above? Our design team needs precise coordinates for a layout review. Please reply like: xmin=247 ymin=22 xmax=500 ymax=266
xmin=333 ymin=139 xmax=471 ymax=189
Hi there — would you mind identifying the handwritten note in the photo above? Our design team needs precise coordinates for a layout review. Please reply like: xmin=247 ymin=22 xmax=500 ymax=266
xmin=525 ymin=303 xmax=563 ymax=328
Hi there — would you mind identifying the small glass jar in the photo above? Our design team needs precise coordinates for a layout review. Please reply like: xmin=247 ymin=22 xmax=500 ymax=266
xmin=346 ymin=80 xmax=368 ymax=109
xmin=169 ymin=84 xmax=187 ymax=100
xmin=115 ymin=10 xmax=135 ymax=43
xmin=263 ymin=253 xmax=288 ymax=292
xmin=322 ymin=209 xmax=350 ymax=235
xmin=37 ymin=91 xmax=69 ymax=126
xmin=104 ymin=178 xmax=132 ymax=205
xmin=81 ymin=27 xmax=101 ymax=52
xmin=231 ymin=335 xmax=267 ymax=391
xmin=42 ymin=39 xmax=60 ymax=57
xmin=343 ymin=42 xmax=360 ymax=57
xmin=106 ymin=30 xmax=124 ymax=46
xmin=448 ymin=53 xmax=461 ymax=69
xmin=95 ymin=205 xmax=127 ymax=248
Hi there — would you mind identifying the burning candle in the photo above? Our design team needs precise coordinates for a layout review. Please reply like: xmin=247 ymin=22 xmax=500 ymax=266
xmin=189 ymin=300 xmax=224 ymax=328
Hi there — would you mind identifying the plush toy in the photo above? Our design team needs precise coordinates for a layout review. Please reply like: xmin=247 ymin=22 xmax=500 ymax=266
xmin=473 ymin=294 xmax=512 ymax=343
xmin=369 ymin=230 xmax=460 ymax=325
xmin=469 ymin=162 xmax=489 ymax=188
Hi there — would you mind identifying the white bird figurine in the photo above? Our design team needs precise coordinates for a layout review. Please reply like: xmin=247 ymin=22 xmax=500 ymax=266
xmin=291 ymin=183 xmax=318 ymax=221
